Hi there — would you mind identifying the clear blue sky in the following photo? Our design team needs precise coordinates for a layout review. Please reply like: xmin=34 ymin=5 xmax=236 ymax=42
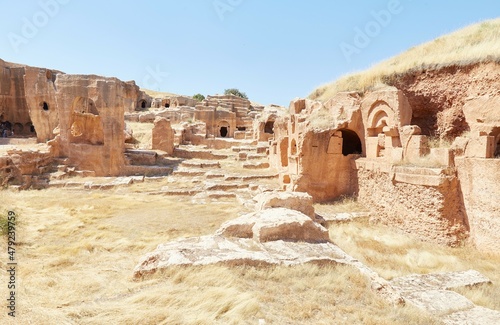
xmin=0 ymin=1 xmax=498 ymax=106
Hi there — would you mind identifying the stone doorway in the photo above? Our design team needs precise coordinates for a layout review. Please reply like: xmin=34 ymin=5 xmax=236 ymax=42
xmin=218 ymin=120 xmax=231 ymax=138
xmin=220 ymin=127 xmax=228 ymax=138
xmin=339 ymin=129 xmax=362 ymax=156
xmin=264 ymin=121 xmax=275 ymax=134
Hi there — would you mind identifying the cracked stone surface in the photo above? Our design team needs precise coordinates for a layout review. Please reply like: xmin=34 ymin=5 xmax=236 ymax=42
xmin=390 ymin=270 xmax=500 ymax=324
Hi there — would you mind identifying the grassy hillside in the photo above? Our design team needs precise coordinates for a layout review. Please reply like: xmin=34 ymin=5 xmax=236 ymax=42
xmin=141 ymin=88 xmax=180 ymax=98
xmin=310 ymin=18 xmax=500 ymax=102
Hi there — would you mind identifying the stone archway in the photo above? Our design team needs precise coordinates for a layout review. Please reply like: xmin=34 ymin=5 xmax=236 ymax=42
xmin=218 ymin=120 xmax=230 ymax=138
xmin=70 ymin=97 xmax=104 ymax=145
xmin=73 ymin=97 xmax=99 ymax=115
xmin=264 ymin=121 xmax=275 ymax=134
xmin=137 ymin=99 xmax=148 ymax=111
xmin=26 ymin=122 xmax=36 ymax=134
xmin=220 ymin=127 xmax=228 ymax=137
xmin=13 ymin=123 xmax=23 ymax=136
xmin=339 ymin=129 xmax=362 ymax=156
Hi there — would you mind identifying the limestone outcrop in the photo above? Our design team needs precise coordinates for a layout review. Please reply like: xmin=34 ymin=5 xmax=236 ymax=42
xmin=253 ymin=191 xmax=315 ymax=219
xmin=133 ymin=207 xmax=404 ymax=305
xmin=216 ymin=208 xmax=329 ymax=243
xmin=134 ymin=206 xmax=333 ymax=277
xmin=390 ymin=270 xmax=500 ymax=324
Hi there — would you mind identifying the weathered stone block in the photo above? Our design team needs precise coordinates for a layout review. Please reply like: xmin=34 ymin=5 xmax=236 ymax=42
xmin=391 ymin=147 xmax=404 ymax=163
xmin=152 ymin=117 xmax=175 ymax=155
xmin=385 ymin=136 xmax=401 ymax=148
xmin=254 ymin=190 xmax=315 ymax=218
xmin=430 ymin=148 xmax=454 ymax=167
xmin=366 ymin=137 xmax=380 ymax=159
xmin=233 ymin=131 xmax=246 ymax=140
xmin=406 ymin=135 xmax=430 ymax=163
xmin=465 ymin=136 xmax=495 ymax=158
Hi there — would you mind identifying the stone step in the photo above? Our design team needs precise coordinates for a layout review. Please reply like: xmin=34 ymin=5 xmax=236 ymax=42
xmin=0 ymin=137 xmax=37 ymax=145
xmin=232 ymin=146 xmax=258 ymax=153
xmin=174 ymin=148 xmax=228 ymax=160
xmin=74 ymin=170 xmax=97 ymax=177
xmin=393 ymin=172 xmax=447 ymax=187
xmin=122 ymin=165 xmax=173 ymax=177
xmin=243 ymin=162 xmax=270 ymax=169
xmin=180 ymin=160 xmax=221 ymax=169
xmin=204 ymin=183 xmax=248 ymax=191
xmin=247 ymin=154 xmax=267 ymax=160
xmin=225 ymin=174 xmax=278 ymax=182
xmin=125 ymin=149 xmax=159 ymax=166
xmin=172 ymin=169 xmax=206 ymax=177
xmin=256 ymin=146 xmax=268 ymax=154
xmin=393 ymin=165 xmax=452 ymax=176
xmin=390 ymin=270 xmax=492 ymax=292
xmin=157 ymin=188 xmax=202 ymax=196
xmin=50 ymin=171 xmax=68 ymax=181
xmin=205 ymin=191 xmax=237 ymax=199
xmin=205 ymin=172 xmax=226 ymax=179
xmin=49 ymin=176 xmax=145 ymax=190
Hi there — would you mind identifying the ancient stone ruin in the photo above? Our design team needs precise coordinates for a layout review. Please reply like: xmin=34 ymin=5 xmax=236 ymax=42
xmin=1 ymin=58 xmax=499 ymax=251
xmin=1 ymin=56 xmax=499 ymax=323
xmin=268 ymin=72 xmax=500 ymax=251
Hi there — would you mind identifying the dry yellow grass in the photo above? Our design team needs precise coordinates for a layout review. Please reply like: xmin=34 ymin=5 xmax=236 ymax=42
xmin=127 ymin=122 xmax=154 ymax=149
xmin=0 ymin=180 xmax=497 ymax=323
xmin=328 ymin=218 xmax=500 ymax=311
xmin=141 ymin=88 xmax=180 ymax=98
xmin=0 ymin=186 xmax=440 ymax=325
xmin=315 ymin=195 xmax=368 ymax=214
xmin=310 ymin=18 xmax=500 ymax=102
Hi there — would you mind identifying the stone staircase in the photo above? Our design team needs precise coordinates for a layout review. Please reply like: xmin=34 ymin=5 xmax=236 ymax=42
xmin=48 ymin=157 xmax=96 ymax=181
xmin=149 ymin=142 xmax=279 ymax=200
xmin=35 ymin=140 xmax=279 ymax=196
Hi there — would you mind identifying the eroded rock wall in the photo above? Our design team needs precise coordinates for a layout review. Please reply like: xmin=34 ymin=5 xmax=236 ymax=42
xmin=294 ymin=130 xmax=360 ymax=202
xmin=54 ymin=74 xmax=128 ymax=176
xmin=390 ymin=62 xmax=500 ymax=139
xmin=356 ymin=164 xmax=469 ymax=246
xmin=23 ymin=66 xmax=59 ymax=142
xmin=0 ymin=61 xmax=33 ymax=136
xmin=455 ymin=157 xmax=500 ymax=252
